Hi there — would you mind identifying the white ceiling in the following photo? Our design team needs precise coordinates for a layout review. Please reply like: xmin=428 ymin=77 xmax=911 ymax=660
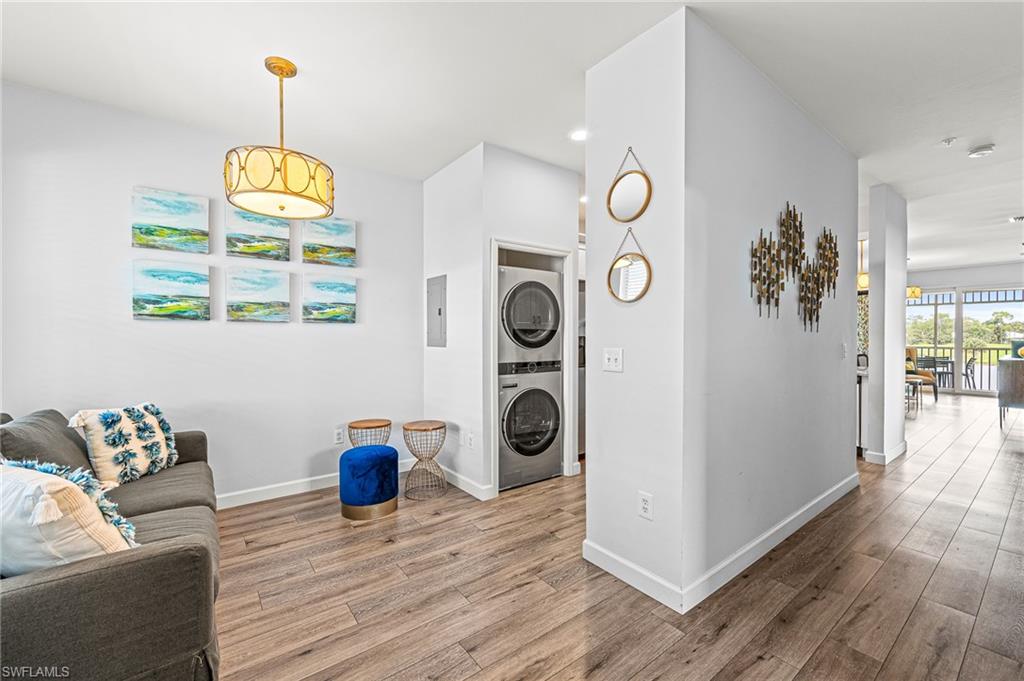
xmin=3 ymin=2 xmax=1021 ymax=271
xmin=0 ymin=1 xmax=677 ymax=179
xmin=691 ymin=2 xmax=1023 ymax=272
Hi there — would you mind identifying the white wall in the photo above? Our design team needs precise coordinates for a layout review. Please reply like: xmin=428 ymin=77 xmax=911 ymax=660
xmin=2 ymin=83 xmax=424 ymax=503
xmin=423 ymin=143 xmax=580 ymax=499
xmin=909 ymin=262 xmax=1024 ymax=290
xmin=682 ymin=10 xmax=859 ymax=597
xmin=583 ymin=10 xmax=688 ymax=603
xmin=866 ymin=184 xmax=908 ymax=464
xmin=423 ymin=145 xmax=486 ymax=490
xmin=584 ymin=9 xmax=859 ymax=612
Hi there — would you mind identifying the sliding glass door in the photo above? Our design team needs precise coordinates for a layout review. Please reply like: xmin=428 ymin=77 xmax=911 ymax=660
xmin=961 ymin=288 xmax=1024 ymax=393
xmin=906 ymin=291 xmax=956 ymax=389
xmin=907 ymin=287 xmax=1023 ymax=394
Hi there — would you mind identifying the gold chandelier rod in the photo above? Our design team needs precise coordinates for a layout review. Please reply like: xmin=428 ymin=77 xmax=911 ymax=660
xmin=265 ymin=56 xmax=297 ymax=151
xmin=278 ymin=71 xmax=284 ymax=150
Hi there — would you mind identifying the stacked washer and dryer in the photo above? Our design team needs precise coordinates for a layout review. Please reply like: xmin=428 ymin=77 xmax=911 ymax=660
xmin=497 ymin=266 xmax=564 ymax=491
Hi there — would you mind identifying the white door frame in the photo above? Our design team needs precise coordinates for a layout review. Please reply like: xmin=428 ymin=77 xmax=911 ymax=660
xmin=487 ymin=237 xmax=581 ymax=497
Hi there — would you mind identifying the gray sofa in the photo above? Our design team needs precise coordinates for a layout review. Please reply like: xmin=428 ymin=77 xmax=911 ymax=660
xmin=0 ymin=409 xmax=220 ymax=681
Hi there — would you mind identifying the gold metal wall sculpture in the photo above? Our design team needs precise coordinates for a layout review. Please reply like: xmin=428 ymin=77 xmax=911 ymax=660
xmin=816 ymin=227 xmax=839 ymax=298
xmin=778 ymin=202 xmax=805 ymax=282
xmin=750 ymin=229 xmax=785 ymax=318
xmin=798 ymin=257 xmax=825 ymax=331
xmin=749 ymin=203 xmax=839 ymax=332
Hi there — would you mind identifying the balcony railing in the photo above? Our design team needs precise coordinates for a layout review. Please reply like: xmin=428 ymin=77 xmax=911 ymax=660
xmin=910 ymin=345 xmax=1012 ymax=393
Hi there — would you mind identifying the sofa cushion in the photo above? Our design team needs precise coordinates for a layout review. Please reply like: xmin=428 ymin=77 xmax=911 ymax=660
xmin=107 ymin=462 xmax=216 ymax=517
xmin=130 ymin=505 xmax=219 ymax=594
xmin=0 ymin=409 xmax=91 ymax=471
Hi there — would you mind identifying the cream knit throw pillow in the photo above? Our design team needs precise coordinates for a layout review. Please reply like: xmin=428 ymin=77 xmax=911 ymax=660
xmin=69 ymin=403 xmax=178 ymax=486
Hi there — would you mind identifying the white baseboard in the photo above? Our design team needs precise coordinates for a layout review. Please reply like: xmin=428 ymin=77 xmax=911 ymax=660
xmin=582 ymin=539 xmax=684 ymax=609
xmin=440 ymin=463 xmax=496 ymax=500
xmin=864 ymin=440 xmax=907 ymax=465
xmin=217 ymin=457 xmax=416 ymax=509
xmin=582 ymin=471 xmax=862 ymax=615
xmin=677 ymin=471 xmax=861 ymax=612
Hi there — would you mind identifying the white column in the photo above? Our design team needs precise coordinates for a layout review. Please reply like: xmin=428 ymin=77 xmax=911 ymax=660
xmin=866 ymin=184 xmax=908 ymax=464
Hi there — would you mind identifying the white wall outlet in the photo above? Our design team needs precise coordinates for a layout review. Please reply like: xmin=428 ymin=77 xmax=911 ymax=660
xmin=603 ymin=347 xmax=623 ymax=373
xmin=467 ymin=431 xmax=474 ymax=449
xmin=638 ymin=491 xmax=653 ymax=520
xmin=842 ymin=342 xmax=849 ymax=359
xmin=334 ymin=426 xmax=346 ymax=445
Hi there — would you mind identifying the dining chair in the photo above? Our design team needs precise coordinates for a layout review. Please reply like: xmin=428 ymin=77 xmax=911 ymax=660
xmin=964 ymin=357 xmax=977 ymax=391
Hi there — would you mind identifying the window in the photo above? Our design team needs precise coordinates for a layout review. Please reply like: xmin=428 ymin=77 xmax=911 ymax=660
xmin=906 ymin=291 xmax=954 ymax=359
xmin=962 ymin=288 xmax=1024 ymax=392
xmin=906 ymin=288 xmax=1024 ymax=393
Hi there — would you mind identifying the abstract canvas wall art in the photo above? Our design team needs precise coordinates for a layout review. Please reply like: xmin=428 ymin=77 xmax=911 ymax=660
xmin=226 ymin=268 xmax=290 ymax=322
xmin=303 ymin=273 xmax=356 ymax=323
xmin=133 ymin=260 xmax=210 ymax=320
xmin=225 ymin=207 xmax=291 ymax=261
xmin=302 ymin=217 xmax=356 ymax=267
xmin=131 ymin=187 xmax=209 ymax=253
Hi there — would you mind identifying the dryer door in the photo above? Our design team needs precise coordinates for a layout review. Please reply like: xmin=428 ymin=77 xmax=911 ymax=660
xmin=503 ymin=387 xmax=561 ymax=456
xmin=502 ymin=281 xmax=560 ymax=350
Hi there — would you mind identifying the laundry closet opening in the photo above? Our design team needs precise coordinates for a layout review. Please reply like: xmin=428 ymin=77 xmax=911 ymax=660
xmin=492 ymin=244 xmax=581 ymax=494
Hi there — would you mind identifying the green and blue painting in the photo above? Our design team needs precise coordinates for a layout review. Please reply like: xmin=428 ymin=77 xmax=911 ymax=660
xmin=302 ymin=217 xmax=356 ymax=267
xmin=225 ymin=207 xmax=290 ymax=261
xmin=302 ymin=273 xmax=356 ymax=323
xmin=131 ymin=187 xmax=209 ymax=253
xmin=226 ymin=268 xmax=290 ymax=322
xmin=133 ymin=260 xmax=210 ymax=321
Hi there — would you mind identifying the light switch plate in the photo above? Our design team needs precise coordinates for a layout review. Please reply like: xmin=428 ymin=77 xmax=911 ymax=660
xmin=603 ymin=347 xmax=623 ymax=372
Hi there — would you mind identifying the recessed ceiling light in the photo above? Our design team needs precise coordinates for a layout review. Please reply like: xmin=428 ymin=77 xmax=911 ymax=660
xmin=939 ymin=137 xmax=957 ymax=147
xmin=569 ymin=129 xmax=588 ymax=142
xmin=579 ymin=195 xmax=588 ymax=204
xmin=1010 ymin=216 xmax=1024 ymax=223
xmin=967 ymin=143 xmax=995 ymax=158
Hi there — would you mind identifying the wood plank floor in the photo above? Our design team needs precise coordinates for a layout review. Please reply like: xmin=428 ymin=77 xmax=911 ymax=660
xmin=217 ymin=396 xmax=1024 ymax=681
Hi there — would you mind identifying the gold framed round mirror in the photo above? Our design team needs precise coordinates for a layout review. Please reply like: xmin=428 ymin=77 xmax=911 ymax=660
xmin=606 ymin=170 xmax=652 ymax=223
xmin=607 ymin=252 xmax=652 ymax=303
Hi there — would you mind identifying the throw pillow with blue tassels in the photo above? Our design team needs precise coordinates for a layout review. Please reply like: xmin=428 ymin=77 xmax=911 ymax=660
xmin=1 ymin=461 xmax=136 ymax=577
xmin=68 ymin=402 xmax=179 ymax=486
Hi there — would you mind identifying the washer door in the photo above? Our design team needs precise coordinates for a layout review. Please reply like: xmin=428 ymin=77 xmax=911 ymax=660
xmin=503 ymin=388 xmax=561 ymax=456
xmin=502 ymin=281 xmax=560 ymax=349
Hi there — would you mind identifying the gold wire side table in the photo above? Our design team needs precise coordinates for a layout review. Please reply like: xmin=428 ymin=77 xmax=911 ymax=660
xmin=403 ymin=420 xmax=447 ymax=500
xmin=348 ymin=419 xmax=392 ymax=446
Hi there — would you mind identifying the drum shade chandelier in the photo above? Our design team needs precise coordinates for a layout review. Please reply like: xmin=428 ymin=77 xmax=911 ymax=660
xmin=856 ymin=240 xmax=922 ymax=299
xmin=224 ymin=57 xmax=334 ymax=220
xmin=857 ymin=240 xmax=870 ymax=292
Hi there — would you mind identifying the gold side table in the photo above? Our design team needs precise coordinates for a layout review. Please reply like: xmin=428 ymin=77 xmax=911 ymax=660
xmin=403 ymin=420 xmax=447 ymax=500
xmin=348 ymin=419 xmax=392 ymax=447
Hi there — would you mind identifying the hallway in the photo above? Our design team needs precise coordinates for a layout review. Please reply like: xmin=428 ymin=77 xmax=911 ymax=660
xmin=215 ymin=395 xmax=1022 ymax=680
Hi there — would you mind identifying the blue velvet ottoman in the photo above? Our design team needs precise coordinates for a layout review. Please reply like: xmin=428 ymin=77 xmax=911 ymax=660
xmin=340 ymin=445 xmax=398 ymax=520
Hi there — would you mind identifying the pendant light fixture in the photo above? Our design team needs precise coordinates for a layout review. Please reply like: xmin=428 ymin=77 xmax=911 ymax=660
xmin=856 ymin=240 xmax=920 ymax=298
xmin=856 ymin=239 xmax=869 ymax=292
xmin=224 ymin=57 xmax=334 ymax=220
